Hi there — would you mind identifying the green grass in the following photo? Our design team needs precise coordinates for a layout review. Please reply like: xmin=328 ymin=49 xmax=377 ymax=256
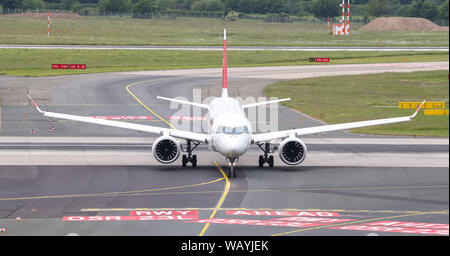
xmin=265 ymin=70 xmax=449 ymax=137
xmin=0 ymin=15 xmax=448 ymax=46
xmin=0 ymin=49 xmax=447 ymax=77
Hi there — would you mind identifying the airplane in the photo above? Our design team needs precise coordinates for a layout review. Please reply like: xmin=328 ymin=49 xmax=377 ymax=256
xmin=28 ymin=29 xmax=425 ymax=178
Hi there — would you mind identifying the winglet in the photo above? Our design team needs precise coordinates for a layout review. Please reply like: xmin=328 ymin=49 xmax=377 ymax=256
xmin=27 ymin=95 xmax=44 ymax=113
xmin=410 ymin=100 xmax=426 ymax=119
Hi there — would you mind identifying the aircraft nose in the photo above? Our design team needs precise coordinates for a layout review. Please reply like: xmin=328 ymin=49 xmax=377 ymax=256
xmin=227 ymin=146 xmax=240 ymax=158
xmin=220 ymin=135 xmax=250 ymax=158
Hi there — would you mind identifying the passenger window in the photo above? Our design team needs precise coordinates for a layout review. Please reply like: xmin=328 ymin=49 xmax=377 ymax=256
xmin=216 ymin=126 xmax=223 ymax=133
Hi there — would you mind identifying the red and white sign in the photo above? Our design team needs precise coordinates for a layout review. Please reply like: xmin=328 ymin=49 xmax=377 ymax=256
xmin=52 ymin=64 xmax=68 ymax=69
xmin=52 ymin=64 xmax=86 ymax=69
xmin=90 ymin=116 xmax=154 ymax=120
xmin=330 ymin=225 xmax=448 ymax=235
xmin=365 ymin=221 xmax=448 ymax=230
xmin=63 ymin=215 xmax=198 ymax=221
xmin=188 ymin=218 xmax=325 ymax=228
xmin=130 ymin=210 xmax=198 ymax=216
xmin=315 ymin=58 xmax=330 ymax=63
xmin=271 ymin=217 xmax=355 ymax=224
xmin=226 ymin=211 xmax=340 ymax=217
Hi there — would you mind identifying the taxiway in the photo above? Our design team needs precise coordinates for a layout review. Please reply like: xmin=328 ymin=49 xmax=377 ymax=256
xmin=0 ymin=62 xmax=448 ymax=236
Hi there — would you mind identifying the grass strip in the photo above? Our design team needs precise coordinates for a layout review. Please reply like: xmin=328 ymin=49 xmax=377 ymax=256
xmin=0 ymin=49 xmax=447 ymax=77
xmin=0 ymin=16 xmax=448 ymax=47
xmin=265 ymin=70 xmax=449 ymax=137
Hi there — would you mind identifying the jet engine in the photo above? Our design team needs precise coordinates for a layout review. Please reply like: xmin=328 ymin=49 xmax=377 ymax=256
xmin=152 ymin=136 xmax=181 ymax=164
xmin=278 ymin=138 xmax=307 ymax=165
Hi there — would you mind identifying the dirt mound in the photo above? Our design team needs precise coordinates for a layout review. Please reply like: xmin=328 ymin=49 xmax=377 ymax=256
xmin=360 ymin=17 xmax=443 ymax=31
xmin=1 ymin=12 xmax=81 ymax=19
xmin=432 ymin=26 xmax=449 ymax=31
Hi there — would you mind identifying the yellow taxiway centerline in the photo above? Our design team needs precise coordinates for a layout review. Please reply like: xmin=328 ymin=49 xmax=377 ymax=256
xmin=198 ymin=161 xmax=231 ymax=236
xmin=125 ymin=79 xmax=176 ymax=129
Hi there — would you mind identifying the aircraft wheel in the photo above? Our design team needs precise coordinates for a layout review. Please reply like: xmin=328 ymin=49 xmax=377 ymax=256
xmin=269 ymin=155 xmax=274 ymax=168
xmin=192 ymin=155 xmax=197 ymax=167
xmin=258 ymin=155 xmax=264 ymax=168
xmin=182 ymin=155 xmax=187 ymax=167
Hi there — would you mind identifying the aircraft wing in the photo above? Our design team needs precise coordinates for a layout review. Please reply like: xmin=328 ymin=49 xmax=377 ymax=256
xmin=28 ymin=95 xmax=209 ymax=143
xmin=252 ymin=101 xmax=425 ymax=143
xmin=241 ymin=98 xmax=291 ymax=109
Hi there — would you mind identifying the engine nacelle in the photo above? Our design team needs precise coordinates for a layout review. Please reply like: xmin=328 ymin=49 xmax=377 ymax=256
xmin=152 ymin=136 xmax=181 ymax=164
xmin=278 ymin=138 xmax=307 ymax=165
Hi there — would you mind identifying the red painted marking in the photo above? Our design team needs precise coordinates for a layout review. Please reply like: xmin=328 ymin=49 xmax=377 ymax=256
xmin=167 ymin=116 xmax=206 ymax=121
xmin=330 ymin=225 xmax=448 ymax=235
xmin=90 ymin=116 xmax=153 ymax=120
xmin=271 ymin=217 xmax=355 ymax=223
xmin=62 ymin=215 xmax=198 ymax=221
xmin=226 ymin=211 xmax=341 ymax=217
xmin=130 ymin=210 xmax=198 ymax=216
xmin=365 ymin=221 xmax=448 ymax=230
xmin=187 ymin=218 xmax=325 ymax=228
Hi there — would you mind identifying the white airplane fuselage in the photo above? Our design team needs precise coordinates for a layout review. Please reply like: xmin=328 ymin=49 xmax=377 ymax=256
xmin=208 ymin=96 xmax=252 ymax=162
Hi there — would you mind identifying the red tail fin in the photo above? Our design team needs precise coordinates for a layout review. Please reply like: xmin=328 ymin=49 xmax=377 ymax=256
xmin=221 ymin=29 xmax=228 ymax=97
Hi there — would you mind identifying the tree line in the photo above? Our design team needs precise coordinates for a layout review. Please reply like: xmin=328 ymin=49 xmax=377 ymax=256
xmin=0 ymin=0 xmax=448 ymax=24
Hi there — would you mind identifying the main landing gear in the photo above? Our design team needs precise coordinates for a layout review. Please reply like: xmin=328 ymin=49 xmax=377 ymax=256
xmin=257 ymin=142 xmax=275 ymax=168
xmin=181 ymin=139 xmax=200 ymax=167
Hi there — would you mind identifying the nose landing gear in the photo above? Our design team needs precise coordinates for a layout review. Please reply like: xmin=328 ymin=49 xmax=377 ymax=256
xmin=227 ymin=157 xmax=238 ymax=178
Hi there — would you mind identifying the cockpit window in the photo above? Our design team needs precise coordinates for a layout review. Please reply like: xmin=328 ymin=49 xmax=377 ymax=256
xmin=234 ymin=126 xmax=246 ymax=135
xmin=218 ymin=126 xmax=249 ymax=135
xmin=223 ymin=126 xmax=234 ymax=135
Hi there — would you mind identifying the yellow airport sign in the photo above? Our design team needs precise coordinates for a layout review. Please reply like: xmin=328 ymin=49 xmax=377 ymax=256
xmin=399 ymin=102 xmax=445 ymax=109
xmin=424 ymin=109 xmax=449 ymax=116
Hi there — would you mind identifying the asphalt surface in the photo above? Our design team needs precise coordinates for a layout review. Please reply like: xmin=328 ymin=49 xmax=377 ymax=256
xmin=0 ymin=62 xmax=448 ymax=236
xmin=0 ymin=142 xmax=448 ymax=153
xmin=0 ymin=165 xmax=447 ymax=236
